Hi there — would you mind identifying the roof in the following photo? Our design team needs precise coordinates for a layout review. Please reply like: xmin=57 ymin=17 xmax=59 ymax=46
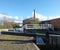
xmin=40 ymin=20 xmax=50 ymax=24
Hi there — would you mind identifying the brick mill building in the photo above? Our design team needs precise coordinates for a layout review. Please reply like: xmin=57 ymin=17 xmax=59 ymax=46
xmin=50 ymin=18 xmax=60 ymax=28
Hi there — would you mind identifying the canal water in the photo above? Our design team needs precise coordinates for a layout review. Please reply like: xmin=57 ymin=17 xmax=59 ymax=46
xmin=36 ymin=37 xmax=60 ymax=50
xmin=36 ymin=37 xmax=44 ymax=44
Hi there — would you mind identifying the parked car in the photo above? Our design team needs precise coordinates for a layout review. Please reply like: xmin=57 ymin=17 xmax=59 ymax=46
xmin=14 ymin=27 xmax=24 ymax=32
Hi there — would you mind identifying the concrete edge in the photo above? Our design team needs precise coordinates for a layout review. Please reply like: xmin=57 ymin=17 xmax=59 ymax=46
xmin=33 ymin=43 xmax=40 ymax=50
xmin=0 ymin=30 xmax=1 ymax=35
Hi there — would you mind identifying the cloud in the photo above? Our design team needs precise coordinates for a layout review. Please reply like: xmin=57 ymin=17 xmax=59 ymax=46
xmin=0 ymin=14 xmax=23 ymax=23
xmin=35 ymin=13 xmax=48 ymax=21
xmin=0 ymin=12 xmax=60 ymax=23
xmin=27 ymin=12 xmax=60 ymax=21
xmin=0 ymin=14 xmax=13 ymax=20
xmin=14 ymin=16 xmax=19 ymax=20
xmin=14 ymin=20 xmax=23 ymax=23
xmin=36 ymin=13 xmax=60 ymax=21
xmin=48 ymin=16 xmax=60 ymax=20
xmin=13 ymin=16 xmax=23 ymax=23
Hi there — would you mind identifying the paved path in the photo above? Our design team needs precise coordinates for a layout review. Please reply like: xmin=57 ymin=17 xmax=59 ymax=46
xmin=0 ymin=35 xmax=40 ymax=50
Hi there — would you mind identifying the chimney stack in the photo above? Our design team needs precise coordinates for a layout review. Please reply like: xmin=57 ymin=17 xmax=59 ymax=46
xmin=34 ymin=9 xmax=35 ymax=19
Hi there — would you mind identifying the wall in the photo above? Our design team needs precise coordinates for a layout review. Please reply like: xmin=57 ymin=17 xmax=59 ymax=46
xmin=50 ymin=18 xmax=60 ymax=28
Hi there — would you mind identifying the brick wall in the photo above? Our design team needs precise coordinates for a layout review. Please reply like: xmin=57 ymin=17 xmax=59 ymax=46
xmin=50 ymin=18 xmax=60 ymax=28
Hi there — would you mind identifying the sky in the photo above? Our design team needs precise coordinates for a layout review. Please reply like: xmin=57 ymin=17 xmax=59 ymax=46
xmin=0 ymin=0 xmax=60 ymax=22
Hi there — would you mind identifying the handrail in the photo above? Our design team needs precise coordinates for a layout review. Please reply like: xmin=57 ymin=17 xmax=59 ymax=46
xmin=1 ymin=31 xmax=60 ymax=37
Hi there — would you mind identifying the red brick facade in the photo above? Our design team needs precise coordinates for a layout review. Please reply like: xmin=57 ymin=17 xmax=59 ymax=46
xmin=50 ymin=18 xmax=60 ymax=28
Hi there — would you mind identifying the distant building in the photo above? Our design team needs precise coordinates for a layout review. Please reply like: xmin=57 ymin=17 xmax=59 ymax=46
xmin=23 ymin=18 xmax=39 ymax=25
xmin=50 ymin=18 xmax=60 ymax=28
xmin=40 ymin=20 xmax=54 ymax=30
xmin=23 ymin=9 xmax=39 ymax=25
xmin=23 ymin=10 xmax=40 ymax=33
xmin=39 ymin=18 xmax=60 ymax=30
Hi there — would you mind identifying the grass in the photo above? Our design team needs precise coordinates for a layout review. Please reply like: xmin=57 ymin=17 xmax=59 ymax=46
xmin=0 ymin=34 xmax=33 ymax=40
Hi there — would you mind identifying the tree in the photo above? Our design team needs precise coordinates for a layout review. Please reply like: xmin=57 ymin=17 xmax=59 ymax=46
xmin=0 ymin=23 xmax=3 ymax=29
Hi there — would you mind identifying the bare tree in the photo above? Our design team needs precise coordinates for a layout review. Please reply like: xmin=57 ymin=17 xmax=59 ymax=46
xmin=3 ymin=14 xmax=9 ymax=28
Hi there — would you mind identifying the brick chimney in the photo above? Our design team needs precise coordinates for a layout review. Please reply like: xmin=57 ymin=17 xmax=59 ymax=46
xmin=34 ymin=9 xmax=35 ymax=19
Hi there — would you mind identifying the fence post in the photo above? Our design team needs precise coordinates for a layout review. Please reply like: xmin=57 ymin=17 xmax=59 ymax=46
xmin=56 ymin=37 xmax=58 ymax=48
xmin=45 ymin=30 xmax=49 ymax=50
xmin=51 ymin=36 xmax=53 ymax=50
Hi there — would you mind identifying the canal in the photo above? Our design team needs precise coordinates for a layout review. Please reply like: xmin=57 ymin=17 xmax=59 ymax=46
xmin=36 ymin=36 xmax=60 ymax=50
